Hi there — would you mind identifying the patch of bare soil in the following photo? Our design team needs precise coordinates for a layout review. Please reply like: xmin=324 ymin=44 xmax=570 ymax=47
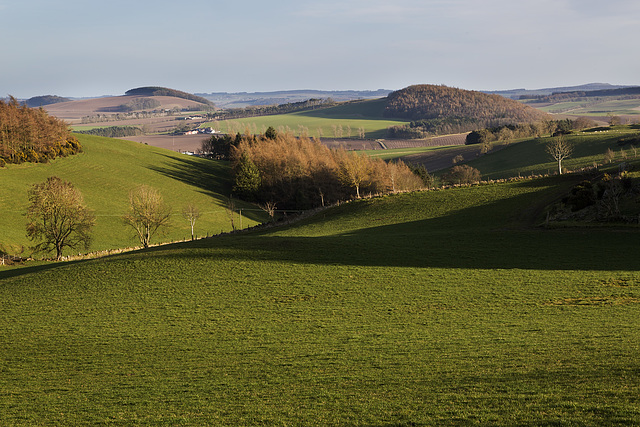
xmin=120 ymin=134 xmax=210 ymax=153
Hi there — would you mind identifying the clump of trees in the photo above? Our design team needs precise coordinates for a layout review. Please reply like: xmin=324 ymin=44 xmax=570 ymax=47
xmin=99 ymin=98 xmax=161 ymax=113
xmin=443 ymin=165 xmax=482 ymax=185
xmin=124 ymin=87 xmax=214 ymax=107
xmin=26 ymin=177 xmax=95 ymax=260
xmin=465 ymin=118 xmax=596 ymax=145
xmin=0 ymin=97 xmax=82 ymax=166
xmin=210 ymin=98 xmax=335 ymax=120
xmin=230 ymin=130 xmax=424 ymax=209
xmin=552 ymin=171 xmax=636 ymax=222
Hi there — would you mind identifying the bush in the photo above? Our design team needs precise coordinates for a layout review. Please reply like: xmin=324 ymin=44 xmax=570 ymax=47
xmin=443 ymin=165 xmax=481 ymax=185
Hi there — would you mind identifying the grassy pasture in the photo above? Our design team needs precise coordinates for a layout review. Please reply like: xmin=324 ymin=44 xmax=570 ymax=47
xmin=464 ymin=126 xmax=640 ymax=179
xmin=204 ymin=99 xmax=408 ymax=139
xmin=1 ymin=178 xmax=639 ymax=424
xmin=0 ymin=134 xmax=264 ymax=257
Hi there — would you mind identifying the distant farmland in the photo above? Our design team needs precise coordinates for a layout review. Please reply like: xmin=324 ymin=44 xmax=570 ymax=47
xmin=204 ymin=99 xmax=410 ymax=139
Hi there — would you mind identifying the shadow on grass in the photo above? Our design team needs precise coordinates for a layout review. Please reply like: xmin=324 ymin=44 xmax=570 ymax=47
xmin=140 ymin=178 xmax=640 ymax=272
xmin=0 ymin=259 xmax=89 ymax=281
xmin=146 ymin=154 xmax=265 ymax=223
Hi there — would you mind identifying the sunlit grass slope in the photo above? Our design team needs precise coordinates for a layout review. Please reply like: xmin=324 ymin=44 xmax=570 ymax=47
xmin=1 ymin=177 xmax=639 ymax=424
xmin=0 ymin=134 xmax=263 ymax=256
xmin=206 ymin=99 xmax=409 ymax=139
xmin=467 ymin=125 xmax=640 ymax=179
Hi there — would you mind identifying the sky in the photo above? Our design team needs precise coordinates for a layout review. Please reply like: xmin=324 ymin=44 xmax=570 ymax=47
xmin=1 ymin=0 xmax=639 ymax=98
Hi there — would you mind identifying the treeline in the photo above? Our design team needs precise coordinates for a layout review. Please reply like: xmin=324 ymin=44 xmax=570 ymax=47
xmin=523 ymin=86 xmax=640 ymax=102
xmin=465 ymin=118 xmax=597 ymax=145
xmin=383 ymin=85 xmax=550 ymax=135
xmin=124 ymin=87 xmax=214 ymax=106
xmin=387 ymin=117 xmax=480 ymax=139
xmin=98 ymin=97 xmax=161 ymax=112
xmin=75 ymin=126 xmax=143 ymax=138
xmin=211 ymin=98 xmax=336 ymax=120
xmin=80 ymin=109 xmax=182 ymax=124
xmin=0 ymin=97 xmax=81 ymax=167
xmin=229 ymin=130 xmax=425 ymax=210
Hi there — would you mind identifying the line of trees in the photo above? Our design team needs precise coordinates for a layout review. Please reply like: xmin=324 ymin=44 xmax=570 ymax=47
xmin=230 ymin=129 xmax=425 ymax=210
xmin=0 ymin=97 xmax=82 ymax=166
xmin=210 ymin=98 xmax=336 ymax=120
xmin=24 ymin=179 xmax=195 ymax=259
xmin=75 ymin=126 xmax=144 ymax=138
xmin=465 ymin=118 xmax=597 ymax=146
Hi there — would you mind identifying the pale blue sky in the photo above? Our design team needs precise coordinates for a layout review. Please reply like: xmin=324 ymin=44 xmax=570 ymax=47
xmin=1 ymin=0 xmax=639 ymax=98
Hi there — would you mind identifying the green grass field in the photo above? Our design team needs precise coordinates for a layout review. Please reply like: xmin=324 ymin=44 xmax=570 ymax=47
xmin=1 ymin=176 xmax=639 ymax=424
xmin=466 ymin=126 xmax=640 ymax=179
xmin=363 ymin=146 xmax=443 ymax=160
xmin=0 ymin=135 xmax=265 ymax=257
xmin=205 ymin=99 xmax=409 ymax=139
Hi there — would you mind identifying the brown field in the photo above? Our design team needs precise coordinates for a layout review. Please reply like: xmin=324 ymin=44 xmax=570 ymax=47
xmin=45 ymin=95 xmax=209 ymax=123
xmin=120 ymin=134 xmax=210 ymax=153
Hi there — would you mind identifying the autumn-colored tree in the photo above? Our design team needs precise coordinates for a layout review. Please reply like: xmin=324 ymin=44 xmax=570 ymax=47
xmin=123 ymin=185 xmax=171 ymax=248
xmin=230 ymin=131 xmax=422 ymax=208
xmin=336 ymin=150 xmax=372 ymax=198
xmin=444 ymin=165 xmax=482 ymax=185
xmin=26 ymin=177 xmax=95 ymax=260
xmin=0 ymin=97 xmax=80 ymax=165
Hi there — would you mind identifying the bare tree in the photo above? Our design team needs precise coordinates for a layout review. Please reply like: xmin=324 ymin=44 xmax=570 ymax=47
xmin=182 ymin=203 xmax=200 ymax=240
xmin=604 ymin=147 xmax=615 ymax=163
xmin=546 ymin=135 xmax=573 ymax=175
xmin=26 ymin=176 xmax=95 ymax=260
xmin=226 ymin=197 xmax=237 ymax=231
xmin=123 ymin=185 xmax=171 ymax=248
xmin=260 ymin=201 xmax=277 ymax=221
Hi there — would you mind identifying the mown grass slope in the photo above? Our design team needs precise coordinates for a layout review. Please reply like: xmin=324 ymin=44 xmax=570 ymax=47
xmin=1 ymin=177 xmax=639 ymax=425
xmin=0 ymin=134 xmax=264 ymax=256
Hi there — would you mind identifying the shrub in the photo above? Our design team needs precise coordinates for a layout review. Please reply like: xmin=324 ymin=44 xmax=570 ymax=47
xmin=444 ymin=165 xmax=481 ymax=185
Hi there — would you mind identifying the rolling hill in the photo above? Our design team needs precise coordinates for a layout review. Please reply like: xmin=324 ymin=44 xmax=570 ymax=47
xmin=0 ymin=134 xmax=265 ymax=257
xmin=384 ymin=84 xmax=550 ymax=124
xmin=1 ymin=175 xmax=639 ymax=424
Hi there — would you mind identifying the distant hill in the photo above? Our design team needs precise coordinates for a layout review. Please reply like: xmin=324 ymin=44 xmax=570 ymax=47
xmin=383 ymin=84 xmax=549 ymax=134
xmin=487 ymin=83 xmax=634 ymax=100
xmin=528 ymin=86 xmax=640 ymax=103
xmin=25 ymin=95 xmax=71 ymax=108
xmin=197 ymin=89 xmax=392 ymax=108
xmin=125 ymin=87 xmax=214 ymax=106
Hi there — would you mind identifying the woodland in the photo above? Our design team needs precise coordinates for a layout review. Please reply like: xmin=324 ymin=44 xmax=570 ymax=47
xmin=0 ymin=97 xmax=82 ymax=166
xmin=227 ymin=130 xmax=425 ymax=209
xmin=384 ymin=84 xmax=550 ymax=135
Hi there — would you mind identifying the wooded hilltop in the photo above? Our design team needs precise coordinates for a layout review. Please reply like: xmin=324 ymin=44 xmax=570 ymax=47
xmin=384 ymin=84 xmax=550 ymax=137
